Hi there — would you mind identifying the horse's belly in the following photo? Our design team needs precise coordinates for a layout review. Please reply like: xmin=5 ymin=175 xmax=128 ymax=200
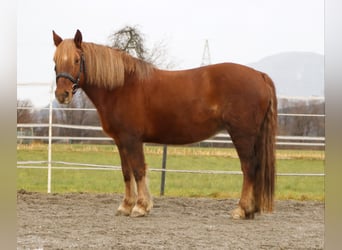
xmin=144 ymin=119 xmax=223 ymax=145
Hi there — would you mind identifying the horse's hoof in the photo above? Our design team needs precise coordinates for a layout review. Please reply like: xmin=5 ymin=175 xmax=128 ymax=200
xmin=115 ymin=205 xmax=132 ymax=216
xmin=115 ymin=209 xmax=130 ymax=216
xmin=230 ymin=207 xmax=246 ymax=219
xmin=130 ymin=205 xmax=148 ymax=217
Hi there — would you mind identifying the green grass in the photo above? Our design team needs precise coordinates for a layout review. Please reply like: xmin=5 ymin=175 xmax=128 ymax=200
xmin=17 ymin=143 xmax=324 ymax=201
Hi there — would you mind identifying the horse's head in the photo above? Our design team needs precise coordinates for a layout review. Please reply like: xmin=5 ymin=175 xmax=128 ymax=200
xmin=52 ymin=30 xmax=85 ymax=104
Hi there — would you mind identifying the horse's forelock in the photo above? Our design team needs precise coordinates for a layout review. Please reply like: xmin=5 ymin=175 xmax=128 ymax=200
xmin=54 ymin=40 xmax=78 ymax=66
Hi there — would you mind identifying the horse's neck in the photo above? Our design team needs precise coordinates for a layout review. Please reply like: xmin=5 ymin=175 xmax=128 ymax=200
xmin=81 ymin=84 xmax=111 ymax=113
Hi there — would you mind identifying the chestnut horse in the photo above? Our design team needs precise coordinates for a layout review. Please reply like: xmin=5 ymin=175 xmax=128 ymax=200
xmin=52 ymin=30 xmax=277 ymax=219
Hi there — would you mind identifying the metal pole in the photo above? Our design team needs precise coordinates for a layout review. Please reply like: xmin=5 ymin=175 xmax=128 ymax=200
xmin=47 ymin=82 xmax=54 ymax=193
xmin=160 ymin=145 xmax=167 ymax=196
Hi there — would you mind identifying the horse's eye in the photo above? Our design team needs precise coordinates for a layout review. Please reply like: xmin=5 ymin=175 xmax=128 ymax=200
xmin=75 ymin=58 xmax=80 ymax=64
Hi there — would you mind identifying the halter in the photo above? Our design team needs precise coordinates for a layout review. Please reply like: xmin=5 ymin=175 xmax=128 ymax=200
xmin=56 ymin=54 xmax=85 ymax=95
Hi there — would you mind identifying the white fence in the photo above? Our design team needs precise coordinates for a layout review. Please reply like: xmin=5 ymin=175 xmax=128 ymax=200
xmin=17 ymin=122 xmax=325 ymax=147
xmin=17 ymin=83 xmax=325 ymax=193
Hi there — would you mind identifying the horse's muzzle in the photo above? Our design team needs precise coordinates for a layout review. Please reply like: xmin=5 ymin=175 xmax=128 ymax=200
xmin=55 ymin=89 xmax=72 ymax=104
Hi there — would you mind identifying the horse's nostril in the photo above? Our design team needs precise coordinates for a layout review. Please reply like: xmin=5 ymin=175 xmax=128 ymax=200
xmin=64 ymin=91 xmax=69 ymax=97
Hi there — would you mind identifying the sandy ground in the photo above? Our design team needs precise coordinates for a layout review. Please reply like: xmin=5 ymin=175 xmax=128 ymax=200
xmin=17 ymin=191 xmax=324 ymax=249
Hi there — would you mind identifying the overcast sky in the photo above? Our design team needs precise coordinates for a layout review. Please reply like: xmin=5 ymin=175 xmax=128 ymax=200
xmin=17 ymin=0 xmax=324 ymax=106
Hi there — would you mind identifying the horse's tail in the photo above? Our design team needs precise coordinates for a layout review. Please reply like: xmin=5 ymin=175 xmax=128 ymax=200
xmin=255 ymin=73 xmax=277 ymax=212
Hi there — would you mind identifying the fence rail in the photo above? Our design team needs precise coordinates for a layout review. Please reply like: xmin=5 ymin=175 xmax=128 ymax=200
xmin=17 ymin=122 xmax=325 ymax=147
xmin=16 ymin=160 xmax=325 ymax=177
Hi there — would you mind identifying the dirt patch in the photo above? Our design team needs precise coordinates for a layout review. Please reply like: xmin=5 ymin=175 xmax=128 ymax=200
xmin=17 ymin=192 xmax=324 ymax=249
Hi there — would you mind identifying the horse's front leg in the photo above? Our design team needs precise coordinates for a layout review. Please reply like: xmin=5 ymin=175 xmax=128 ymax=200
xmin=116 ymin=148 xmax=137 ymax=216
xmin=130 ymin=167 xmax=153 ymax=217
xmin=116 ymin=142 xmax=153 ymax=217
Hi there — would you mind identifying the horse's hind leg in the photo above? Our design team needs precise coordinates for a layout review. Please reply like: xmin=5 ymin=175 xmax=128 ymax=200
xmin=231 ymin=158 xmax=258 ymax=219
xmin=230 ymin=136 xmax=259 ymax=219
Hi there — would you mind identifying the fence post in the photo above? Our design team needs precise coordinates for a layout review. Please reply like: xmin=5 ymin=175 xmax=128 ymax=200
xmin=47 ymin=82 xmax=54 ymax=193
xmin=160 ymin=145 xmax=167 ymax=196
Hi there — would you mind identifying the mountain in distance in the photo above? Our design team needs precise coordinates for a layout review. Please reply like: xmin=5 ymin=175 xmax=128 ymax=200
xmin=249 ymin=51 xmax=324 ymax=97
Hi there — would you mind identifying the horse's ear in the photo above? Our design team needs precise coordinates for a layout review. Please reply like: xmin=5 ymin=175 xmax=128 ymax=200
xmin=53 ymin=30 xmax=63 ymax=46
xmin=74 ymin=29 xmax=83 ymax=49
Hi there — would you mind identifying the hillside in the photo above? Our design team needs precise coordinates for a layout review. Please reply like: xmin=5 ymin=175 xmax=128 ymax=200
xmin=249 ymin=52 xmax=324 ymax=97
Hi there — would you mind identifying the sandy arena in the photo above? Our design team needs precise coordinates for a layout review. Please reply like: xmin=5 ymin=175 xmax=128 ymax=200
xmin=17 ymin=190 xmax=324 ymax=249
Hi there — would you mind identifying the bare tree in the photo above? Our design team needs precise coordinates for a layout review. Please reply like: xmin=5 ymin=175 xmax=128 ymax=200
xmin=17 ymin=99 xmax=38 ymax=143
xmin=66 ymin=90 xmax=106 ymax=144
xmin=17 ymin=99 xmax=34 ymax=123
xmin=146 ymin=39 xmax=176 ymax=69
xmin=110 ymin=26 xmax=147 ymax=60
xmin=110 ymin=25 xmax=176 ymax=69
xmin=278 ymin=99 xmax=325 ymax=137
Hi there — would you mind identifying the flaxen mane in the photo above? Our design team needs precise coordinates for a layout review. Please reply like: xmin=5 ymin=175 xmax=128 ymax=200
xmin=55 ymin=40 xmax=154 ymax=89
xmin=83 ymin=43 xmax=154 ymax=89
